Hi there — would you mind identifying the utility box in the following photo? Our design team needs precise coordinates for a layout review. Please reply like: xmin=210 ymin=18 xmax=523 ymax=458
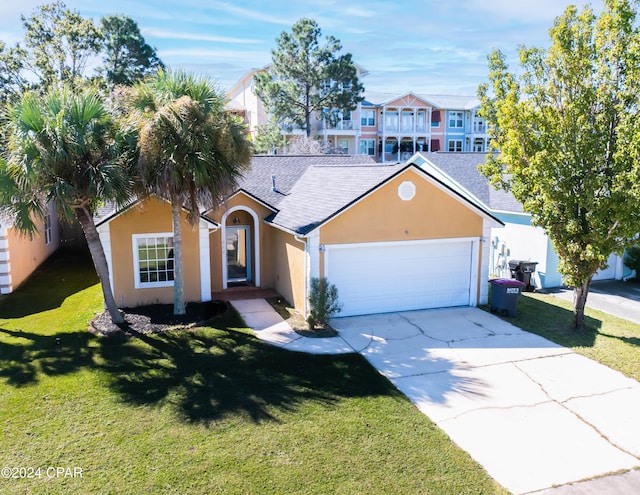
xmin=489 ymin=278 xmax=526 ymax=317
xmin=508 ymin=260 xmax=538 ymax=292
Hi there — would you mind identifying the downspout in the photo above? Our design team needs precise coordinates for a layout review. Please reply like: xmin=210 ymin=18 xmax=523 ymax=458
xmin=294 ymin=234 xmax=309 ymax=317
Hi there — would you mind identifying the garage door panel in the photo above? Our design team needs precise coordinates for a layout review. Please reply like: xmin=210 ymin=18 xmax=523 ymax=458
xmin=326 ymin=240 xmax=474 ymax=317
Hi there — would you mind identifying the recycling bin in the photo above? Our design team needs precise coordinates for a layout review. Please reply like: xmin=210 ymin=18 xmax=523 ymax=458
xmin=508 ymin=260 xmax=538 ymax=292
xmin=489 ymin=278 xmax=525 ymax=317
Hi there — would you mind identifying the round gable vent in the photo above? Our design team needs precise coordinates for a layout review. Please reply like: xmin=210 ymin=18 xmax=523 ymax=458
xmin=398 ymin=180 xmax=416 ymax=201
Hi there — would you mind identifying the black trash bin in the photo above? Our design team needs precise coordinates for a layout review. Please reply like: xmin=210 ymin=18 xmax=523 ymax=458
xmin=508 ymin=260 xmax=538 ymax=292
xmin=489 ymin=278 xmax=525 ymax=317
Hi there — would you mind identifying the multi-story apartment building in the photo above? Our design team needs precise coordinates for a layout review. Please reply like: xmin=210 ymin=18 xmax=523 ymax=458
xmin=226 ymin=68 xmax=489 ymax=162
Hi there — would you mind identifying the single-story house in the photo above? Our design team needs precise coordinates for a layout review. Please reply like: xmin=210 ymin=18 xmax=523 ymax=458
xmin=412 ymin=152 xmax=632 ymax=289
xmin=0 ymin=201 xmax=60 ymax=294
xmin=95 ymin=154 xmax=503 ymax=317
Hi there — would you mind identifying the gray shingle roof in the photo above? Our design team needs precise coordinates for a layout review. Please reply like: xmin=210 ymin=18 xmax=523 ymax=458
xmin=95 ymin=153 xmax=516 ymax=232
xmin=235 ymin=154 xmax=374 ymax=210
xmin=267 ymin=162 xmax=408 ymax=234
xmin=416 ymin=152 xmax=524 ymax=213
xmin=242 ymin=154 xmax=502 ymax=234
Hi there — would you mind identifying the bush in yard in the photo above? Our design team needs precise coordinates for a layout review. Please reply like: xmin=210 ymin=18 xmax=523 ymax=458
xmin=307 ymin=277 xmax=342 ymax=330
xmin=624 ymin=246 xmax=640 ymax=278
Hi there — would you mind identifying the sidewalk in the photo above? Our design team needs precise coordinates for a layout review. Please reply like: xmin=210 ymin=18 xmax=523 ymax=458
xmin=545 ymin=280 xmax=640 ymax=324
xmin=229 ymin=299 xmax=354 ymax=354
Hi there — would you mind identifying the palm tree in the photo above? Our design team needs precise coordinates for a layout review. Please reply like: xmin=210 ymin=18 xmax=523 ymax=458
xmin=129 ymin=70 xmax=251 ymax=315
xmin=0 ymin=87 xmax=134 ymax=324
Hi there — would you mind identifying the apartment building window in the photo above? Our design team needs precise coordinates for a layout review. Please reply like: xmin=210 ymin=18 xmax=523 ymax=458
xmin=431 ymin=110 xmax=441 ymax=127
xmin=401 ymin=110 xmax=414 ymax=132
xmin=133 ymin=234 xmax=174 ymax=288
xmin=448 ymin=111 xmax=464 ymax=128
xmin=385 ymin=109 xmax=399 ymax=131
xmin=359 ymin=139 xmax=375 ymax=155
xmin=416 ymin=111 xmax=426 ymax=131
xmin=448 ymin=139 xmax=463 ymax=152
xmin=360 ymin=109 xmax=376 ymax=127
xmin=44 ymin=213 xmax=52 ymax=245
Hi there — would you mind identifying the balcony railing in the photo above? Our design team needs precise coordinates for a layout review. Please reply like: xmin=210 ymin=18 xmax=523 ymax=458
xmin=326 ymin=120 xmax=354 ymax=130
xmin=473 ymin=123 xmax=487 ymax=133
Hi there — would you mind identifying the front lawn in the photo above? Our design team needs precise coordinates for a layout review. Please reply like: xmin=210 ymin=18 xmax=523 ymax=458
xmin=0 ymin=251 xmax=506 ymax=495
xmin=491 ymin=292 xmax=640 ymax=381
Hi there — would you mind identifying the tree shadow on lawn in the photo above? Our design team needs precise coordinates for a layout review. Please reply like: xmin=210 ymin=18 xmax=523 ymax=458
xmin=0 ymin=327 xmax=97 ymax=386
xmin=97 ymin=319 xmax=398 ymax=425
xmin=487 ymin=293 xmax=602 ymax=348
xmin=2 ymin=315 xmax=400 ymax=424
xmin=0 ymin=248 xmax=98 ymax=318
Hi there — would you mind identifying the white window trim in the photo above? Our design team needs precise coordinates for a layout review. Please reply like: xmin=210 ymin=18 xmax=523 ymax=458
xmin=448 ymin=139 xmax=463 ymax=152
xmin=360 ymin=138 xmax=375 ymax=156
xmin=132 ymin=233 xmax=175 ymax=289
xmin=44 ymin=214 xmax=52 ymax=245
xmin=448 ymin=111 xmax=464 ymax=128
xmin=361 ymin=109 xmax=376 ymax=127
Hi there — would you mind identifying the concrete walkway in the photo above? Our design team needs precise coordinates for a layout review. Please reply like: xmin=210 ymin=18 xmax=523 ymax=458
xmin=231 ymin=299 xmax=640 ymax=494
xmin=230 ymin=299 xmax=353 ymax=354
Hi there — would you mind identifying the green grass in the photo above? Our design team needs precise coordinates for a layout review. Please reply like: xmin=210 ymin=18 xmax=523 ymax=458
xmin=0 ymin=251 xmax=507 ymax=495
xmin=487 ymin=292 xmax=640 ymax=381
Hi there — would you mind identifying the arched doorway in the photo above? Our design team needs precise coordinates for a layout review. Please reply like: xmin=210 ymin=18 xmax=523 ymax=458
xmin=220 ymin=206 xmax=261 ymax=289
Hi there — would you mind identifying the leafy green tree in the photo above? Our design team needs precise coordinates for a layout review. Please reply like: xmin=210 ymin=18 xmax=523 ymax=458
xmin=253 ymin=119 xmax=288 ymax=154
xmin=20 ymin=1 xmax=102 ymax=89
xmin=478 ymin=0 xmax=640 ymax=330
xmin=129 ymin=70 xmax=252 ymax=315
xmin=0 ymin=87 xmax=134 ymax=323
xmin=0 ymin=42 xmax=26 ymax=103
xmin=254 ymin=18 xmax=364 ymax=137
xmin=99 ymin=15 xmax=163 ymax=87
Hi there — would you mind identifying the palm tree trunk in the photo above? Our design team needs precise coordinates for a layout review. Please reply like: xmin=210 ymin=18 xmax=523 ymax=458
xmin=75 ymin=207 xmax=124 ymax=324
xmin=171 ymin=199 xmax=186 ymax=315
xmin=572 ymin=277 xmax=592 ymax=331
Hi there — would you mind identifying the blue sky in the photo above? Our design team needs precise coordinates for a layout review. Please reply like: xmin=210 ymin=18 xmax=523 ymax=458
xmin=0 ymin=0 xmax=603 ymax=95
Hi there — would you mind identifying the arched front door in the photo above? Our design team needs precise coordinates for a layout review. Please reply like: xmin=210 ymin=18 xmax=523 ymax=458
xmin=226 ymin=225 xmax=251 ymax=284
xmin=221 ymin=206 xmax=261 ymax=289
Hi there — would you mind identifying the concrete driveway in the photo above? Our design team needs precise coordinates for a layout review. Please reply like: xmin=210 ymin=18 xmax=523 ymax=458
xmin=331 ymin=307 xmax=640 ymax=495
xmin=548 ymin=280 xmax=640 ymax=325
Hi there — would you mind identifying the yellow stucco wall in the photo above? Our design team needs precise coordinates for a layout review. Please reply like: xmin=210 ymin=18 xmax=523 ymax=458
xmin=4 ymin=210 xmax=58 ymax=291
xmin=109 ymin=197 xmax=201 ymax=307
xmin=270 ymin=228 xmax=306 ymax=312
xmin=320 ymin=168 xmax=483 ymax=247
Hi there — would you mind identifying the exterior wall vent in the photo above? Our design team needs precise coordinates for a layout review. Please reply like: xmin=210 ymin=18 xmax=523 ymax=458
xmin=398 ymin=180 xmax=416 ymax=201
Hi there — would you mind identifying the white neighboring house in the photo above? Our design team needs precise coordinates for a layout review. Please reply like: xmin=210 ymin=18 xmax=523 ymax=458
xmin=411 ymin=152 xmax=630 ymax=289
xmin=0 ymin=201 xmax=60 ymax=294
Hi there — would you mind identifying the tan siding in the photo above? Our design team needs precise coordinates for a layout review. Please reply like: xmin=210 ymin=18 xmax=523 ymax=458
xmin=320 ymin=168 xmax=483 ymax=245
xmin=3 ymin=212 xmax=58 ymax=292
xmin=109 ymin=197 xmax=201 ymax=307
xmin=270 ymin=228 xmax=306 ymax=312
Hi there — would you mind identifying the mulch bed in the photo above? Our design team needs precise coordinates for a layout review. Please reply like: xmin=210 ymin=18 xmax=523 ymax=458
xmin=90 ymin=300 xmax=229 ymax=338
xmin=266 ymin=297 xmax=338 ymax=338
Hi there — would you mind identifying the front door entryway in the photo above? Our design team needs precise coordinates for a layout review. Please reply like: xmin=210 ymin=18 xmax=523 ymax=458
xmin=226 ymin=226 xmax=251 ymax=284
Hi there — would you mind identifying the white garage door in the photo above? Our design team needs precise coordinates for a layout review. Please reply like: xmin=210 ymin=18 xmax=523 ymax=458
xmin=325 ymin=239 xmax=476 ymax=317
